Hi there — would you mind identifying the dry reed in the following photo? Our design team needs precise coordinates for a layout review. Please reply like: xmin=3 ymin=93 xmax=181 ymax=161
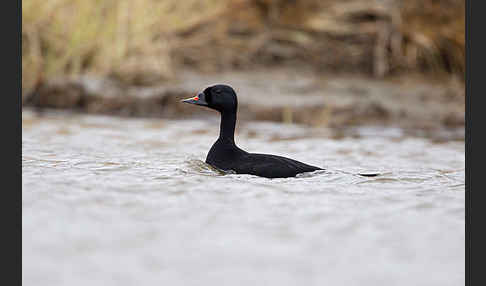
xmin=22 ymin=0 xmax=465 ymax=97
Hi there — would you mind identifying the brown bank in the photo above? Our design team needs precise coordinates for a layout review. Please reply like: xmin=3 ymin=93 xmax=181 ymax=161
xmin=23 ymin=68 xmax=464 ymax=140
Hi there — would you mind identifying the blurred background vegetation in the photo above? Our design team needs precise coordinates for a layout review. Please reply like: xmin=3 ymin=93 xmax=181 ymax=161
xmin=22 ymin=0 xmax=464 ymax=97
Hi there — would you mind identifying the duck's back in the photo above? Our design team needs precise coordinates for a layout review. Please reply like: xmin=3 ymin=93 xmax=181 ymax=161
xmin=234 ymin=153 xmax=322 ymax=178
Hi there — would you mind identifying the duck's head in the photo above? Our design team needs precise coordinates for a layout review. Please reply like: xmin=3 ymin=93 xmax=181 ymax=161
xmin=182 ymin=84 xmax=238 ymax=113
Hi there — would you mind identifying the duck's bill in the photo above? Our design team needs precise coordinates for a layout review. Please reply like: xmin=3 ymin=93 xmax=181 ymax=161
xmin=181 ymin=93 xmax=208 ymax=106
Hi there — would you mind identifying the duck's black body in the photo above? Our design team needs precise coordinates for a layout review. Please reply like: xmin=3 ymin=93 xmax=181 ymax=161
xmin=182 ymin=84 xmax=323 ymax=178
xmin=206 ymin=138 xmax=321 ymax=178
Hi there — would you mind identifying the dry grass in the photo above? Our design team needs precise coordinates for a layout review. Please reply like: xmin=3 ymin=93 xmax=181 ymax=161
xmin=22 ymin=0 xmax=465 ymax=97
xmin=22 ymin=0 xmax=227 ymax=95
xmin=400 ymin=0 xmax=465 ymax=76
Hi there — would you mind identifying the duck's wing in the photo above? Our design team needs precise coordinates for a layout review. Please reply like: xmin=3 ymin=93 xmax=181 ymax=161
xmin=235 ymin=153 xmax=323 ymax=178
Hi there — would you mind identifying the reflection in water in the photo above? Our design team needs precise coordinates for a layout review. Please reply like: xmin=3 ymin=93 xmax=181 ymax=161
xmin=22 ymin=110 xmax=464 ymax=286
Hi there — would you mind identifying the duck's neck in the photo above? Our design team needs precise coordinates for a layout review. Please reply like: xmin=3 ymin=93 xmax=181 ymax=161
xmin=219 ymin=111 xmax=237 ymax=143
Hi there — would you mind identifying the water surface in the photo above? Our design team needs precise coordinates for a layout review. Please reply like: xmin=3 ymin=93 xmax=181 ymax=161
xmin=22 ymin=110 xmax=465 ymax=286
